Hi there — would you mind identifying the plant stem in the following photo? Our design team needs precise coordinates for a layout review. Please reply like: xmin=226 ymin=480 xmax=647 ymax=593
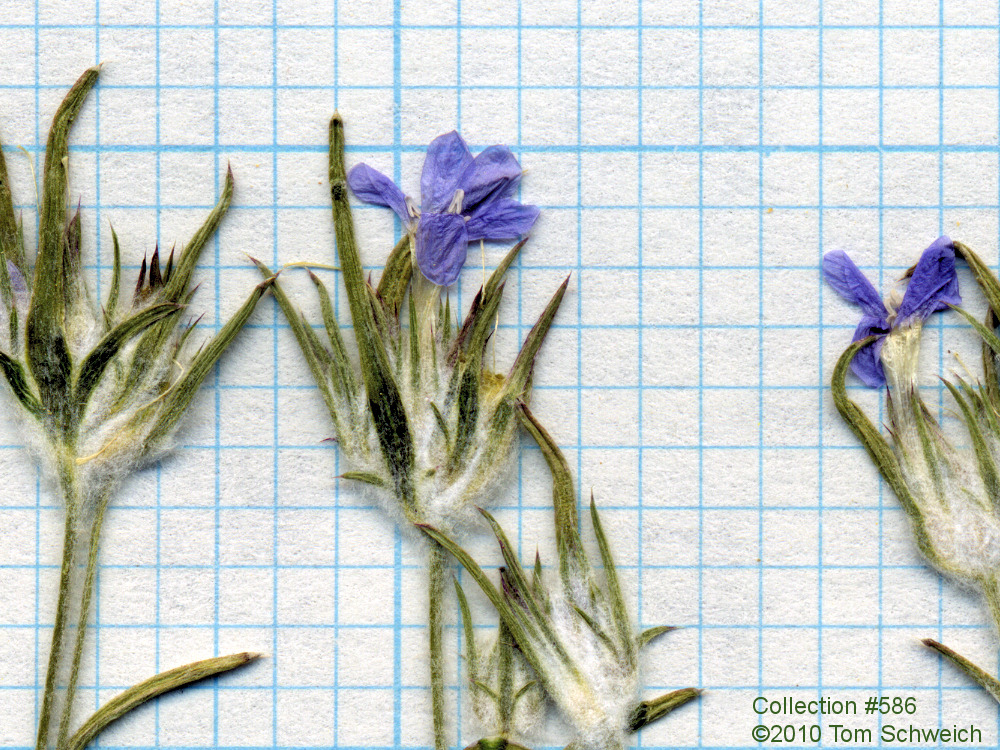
xmin=35 ymin=473 xmax=109 ymax=750
xmin=35 ymin=512 xmax=78 ymax=750
xmin=428 ymin=539 xmax=448 ymax=750
xmin=55 ymin=499 xmax=108 ymax=748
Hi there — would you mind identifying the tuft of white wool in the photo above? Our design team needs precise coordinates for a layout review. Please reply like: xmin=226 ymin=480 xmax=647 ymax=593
xmin=542 ymin=579 xmax=638 ymax=750
xmin=882 ymin=323 xmax=1000 ymax=583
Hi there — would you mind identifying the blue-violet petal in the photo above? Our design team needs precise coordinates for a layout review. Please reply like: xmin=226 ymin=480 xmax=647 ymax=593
xmin=415 ymin=212 xmax=470 ymax=286
xmin=466 ymin=199 xmax=539 ymax=241
xmin=420 ymin=131 xmax=474 ymax=213
xmin=896 ymin=236 xmax=961 ymax=323
xmin=823 ymin=250 xmax=887 ymax=320
xmin=347 ymin=163 xmax=410 ymax=222
xmin=458 ymin=145 xmax=523 ymax=210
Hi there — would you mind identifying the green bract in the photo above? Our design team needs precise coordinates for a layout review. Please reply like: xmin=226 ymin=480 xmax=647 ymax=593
xmin=425 ymin=405 xmax=699 ymax=750
xmin=0 ymin=68 xmax=267 ymax=750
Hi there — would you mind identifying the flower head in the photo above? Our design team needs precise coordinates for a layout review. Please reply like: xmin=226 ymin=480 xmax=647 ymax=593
xmin=0 ymin=68 xmax=271 ymax=512
xmin=260 ymin=116 xmax=564 ymax=535
xmin=425 ymin=405 xmax=699 ymax=750
xmin=347 ymin=131 xmax=539 ymax=285
xmin=823 ymin=236 xmax=961 ymax=387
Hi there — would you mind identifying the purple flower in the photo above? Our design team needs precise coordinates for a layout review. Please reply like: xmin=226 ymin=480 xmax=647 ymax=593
xmin=347 ymin=132 xmax=539 ymax=286
xmin=823 ymin=236 xmax=961 ymax=387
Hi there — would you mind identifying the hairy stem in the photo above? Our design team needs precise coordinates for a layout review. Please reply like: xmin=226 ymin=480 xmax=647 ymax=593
xmin=36 ymin=466 xmax=109 ymax=750
xmin=55 ymin=499 xmax=108 ymax=748
xmin=35 ymin=512 xmax=78 ymax=750
xmin=428 ymin=540 xmax=448 ymax=750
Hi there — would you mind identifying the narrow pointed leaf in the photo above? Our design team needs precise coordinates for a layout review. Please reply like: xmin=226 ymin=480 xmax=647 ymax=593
xmin=74 ymin=303 xmax=181 ymax=413
xmin=419 ymin=524 xmax=544 ymax=679
xmin=330 ymin=114 xmax=414 ymax=507
xmin=951 ymin=304 xmax=1000 ymax=358
xmin=943 ymin=379 xmax=1000 ymax=498
xmin=145 ymin=277 xmax=273 ymax=444
xmin=104 ymin=227 xmax=122 ymax=326
xmin=923 ymin=638 xmax=1000 ymax=703
xmin=163 ymin=168 xmax=234 ymax=302
xmin=0 ymin=351 xmax=40 ymax=414
xmin=253 ymin=260 xmax=342 ymax=435
xmin=505 ymin=276 xmax=568 ymax=398
xmin=955 ymin=242 xmax=1000 ymax=319
xmin=518 ymin=402 xmax=588 ymax=587
xmin=66 ymin=652 xmax=259 ymax=750
xmin=637 ymin=625 xmax=678 ymax=650
xmin=589 ymin=496 xmax=635 ymax=663
xmin=340 ymin=471 xmax=389 ymax=489
xmin=627 ymin=688 xmax=701 ymax=732
xmin=307 ymin=270 xmax=357 ymax=404
xmin=26 ymin=68 xmax=99 ymax=434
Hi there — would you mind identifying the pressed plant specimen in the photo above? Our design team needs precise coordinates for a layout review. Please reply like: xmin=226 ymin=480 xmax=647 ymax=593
xmin=259 ymin=117 xmax=565 ymax=749
xmin=828 ymin=238 xmax=1000 ymax=701
xmin=0 ymin=68 xmax=270 ymax=749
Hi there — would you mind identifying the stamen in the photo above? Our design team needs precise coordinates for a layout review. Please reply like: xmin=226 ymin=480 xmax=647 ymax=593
xmin=447 ymin=189 xmax=464 ymax=214
xmin=406 ymin=196 xmax=420 ymax=219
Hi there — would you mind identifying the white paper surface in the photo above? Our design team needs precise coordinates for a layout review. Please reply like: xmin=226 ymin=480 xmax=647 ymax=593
xmin=2 ymin=0 xmax=1000 ymax=748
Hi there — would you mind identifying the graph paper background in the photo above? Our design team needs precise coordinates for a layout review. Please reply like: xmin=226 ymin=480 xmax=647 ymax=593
xmin=3 ymin=0 xmax=1000 ymax=747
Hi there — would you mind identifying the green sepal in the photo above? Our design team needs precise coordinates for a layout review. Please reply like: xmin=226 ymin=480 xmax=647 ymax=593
xmin=448 ymin=240 xmax=526 ymax=366
xmin=463 ymin=739 xmax=533 ymax=750
xmin=61 ymin=208 xmax=87 ymax=318
xmin=408 ymin=288 xmax=420 ymax=391
xmin=339 ymin=471 xmax=389 ymax=489
xmin=375 ymin=234 xmax=412 ymax=316
xmin=922 ymin=638 xmax=1000 ymax=704
xmin=329 ymin=113 xmax=414 ymax=511
xmin=479 ymin=510 xmax=578 ymax=671
xmin=66 ymin=652 xmax=259 ymax=750
xmin=627 ymin=687 xmax=701 ymax=732
xmin=73 ymin=302 xmax=181 ymax=417
xmin=119 ymin=168 xmax=234 ymax=398
xmin=0 ymin=350 xmax=41 ymax=415
xmin=505 ymin=276 xmax=569 ymax=399
xmin=982 ymin=307 xmax=1000 ymax=412
xmin=454 ymin=577 xmax=478 ymax=678
xmin=144 ymin=276 xmax=273 ymax=444
xmin=637 ymin=625 xmax=677 ymax=650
